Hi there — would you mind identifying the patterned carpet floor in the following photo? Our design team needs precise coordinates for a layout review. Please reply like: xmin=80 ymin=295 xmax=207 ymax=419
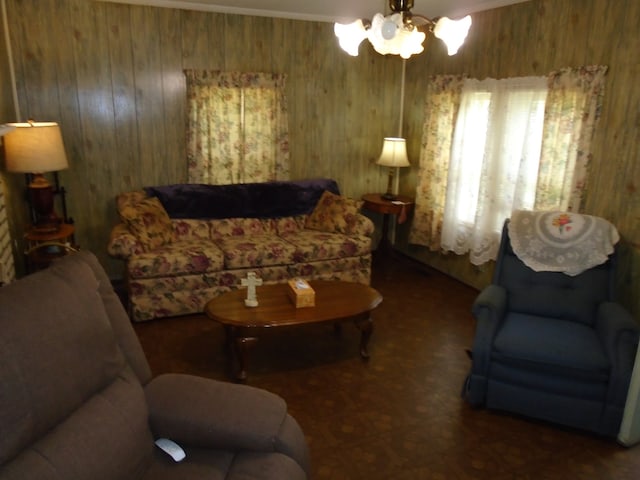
xmin=134 ymin=254 xmax=640 ymax=479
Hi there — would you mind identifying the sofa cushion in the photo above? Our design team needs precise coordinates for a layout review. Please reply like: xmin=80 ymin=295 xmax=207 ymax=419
xmin=216 ymin=234 xmax=298 ymax=269
xmin=304 ymin=191 xmax=363 ymax=235
xmin=210 ymin=218 xmax=275 ymax=241
xmin=282 ymin=230 xmax=371 ymax=262
xmin=274 ymin=215 xmax=307 ymax=235
xmin=120 ymin=196 xmax=176 ymax=250
xmin=173 ymin=218 xmax=212 ymax=241
xmin=128 ymin=240 xmax=225 ymax=279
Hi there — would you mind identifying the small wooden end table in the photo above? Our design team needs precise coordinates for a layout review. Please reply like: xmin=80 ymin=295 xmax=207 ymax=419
xmin=205 ymin=280 xmax=382 ymax=381
xmin=361 ymin=193 xmax=414 ymax=255
xmin=24 ymin=223 xmax=78 ymax=272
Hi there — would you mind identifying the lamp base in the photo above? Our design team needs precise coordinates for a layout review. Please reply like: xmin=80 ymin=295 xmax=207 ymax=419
xmin=28 ymin=174 xmax=62 ymax=233
xmin=381 ymin=167 xmax=397 ymax=201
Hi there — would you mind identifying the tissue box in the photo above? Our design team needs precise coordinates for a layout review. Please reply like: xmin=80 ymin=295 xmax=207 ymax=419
xmin=287 ymin=278 xmax=315 ymax=308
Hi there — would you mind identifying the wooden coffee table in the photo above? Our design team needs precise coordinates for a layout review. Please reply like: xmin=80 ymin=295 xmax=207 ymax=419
xmin=204 ymin=280 xmax=383 ymax=381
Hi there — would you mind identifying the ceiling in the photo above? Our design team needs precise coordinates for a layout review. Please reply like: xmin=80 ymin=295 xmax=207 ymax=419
xmin=102 ymin=0 xmax=531 ymax=23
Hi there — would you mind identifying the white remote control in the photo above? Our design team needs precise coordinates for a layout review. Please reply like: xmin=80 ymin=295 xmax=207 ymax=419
xmin=155 ymin=438 xmax=186 ymax=462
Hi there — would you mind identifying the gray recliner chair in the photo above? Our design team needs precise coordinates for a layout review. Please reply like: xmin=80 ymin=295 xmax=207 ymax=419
xmin=464 ymin=215 xmax=639 ymax=437
xmin=0 ymin=251 xmax=310 ymax=479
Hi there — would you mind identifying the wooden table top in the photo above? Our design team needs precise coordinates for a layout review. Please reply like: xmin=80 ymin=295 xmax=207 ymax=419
xmin=205 ymin=280 xmax=382 ymax=328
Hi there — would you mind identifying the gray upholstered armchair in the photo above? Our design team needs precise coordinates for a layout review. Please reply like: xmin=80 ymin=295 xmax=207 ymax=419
xmin=0 ymin=251 xmax=309 ymax=479
xmin=464 ymin=212 xmax=640 ymax=437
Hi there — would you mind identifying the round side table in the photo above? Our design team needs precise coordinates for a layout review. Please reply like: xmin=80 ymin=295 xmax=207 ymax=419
xmin=24 ymin=223 xmax=78 ymax=272
xmin=361 ymin=193 xmax=414 ymax=256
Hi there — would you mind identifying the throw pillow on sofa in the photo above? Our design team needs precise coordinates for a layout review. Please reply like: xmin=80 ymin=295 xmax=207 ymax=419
xmin=305 ymin=190 xmax=363 ymax=234
xmin=119 ymin=196 xmax=175 ymax=250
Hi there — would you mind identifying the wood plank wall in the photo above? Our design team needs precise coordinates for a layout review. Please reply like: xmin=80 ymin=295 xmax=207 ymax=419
xmin=1 ymin=0 xmax=639 ymax=317
xmin=1 ymin=0 xmax=401 ymax=278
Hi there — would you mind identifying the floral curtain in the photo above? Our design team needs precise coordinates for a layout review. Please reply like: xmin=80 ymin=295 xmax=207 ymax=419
xmin=535 ymin=65 xmax=608 ymax=212
xmin=185 ymin=70 xmax=290 ymax=185
xmin=408 ymin=75 xmax=465 ymax=250
xmin=409 ymin=66 xmax=608 ymax=265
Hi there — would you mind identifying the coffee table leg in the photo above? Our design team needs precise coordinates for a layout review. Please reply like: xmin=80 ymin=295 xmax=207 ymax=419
xmin=355 ymin=315 xmax=374 ymax=359
xmin=233 ymin=335 xmax=258 ymax=382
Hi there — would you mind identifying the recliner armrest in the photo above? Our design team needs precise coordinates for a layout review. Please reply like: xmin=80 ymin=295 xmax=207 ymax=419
xmin=596 ymin=302 xmax=640 ymax=406
xmin=472 ymin=284 xmax=507 ymax=322
xmin=597 ymin=302 xmax=639 ymax=356
xmin=468 ymin=285 xmax=508 ymax=387
xmin=144 ymin=373 xmax=309 ymax=473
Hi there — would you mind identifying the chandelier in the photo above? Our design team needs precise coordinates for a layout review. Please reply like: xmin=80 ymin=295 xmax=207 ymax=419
xmin=334 ymin=0 xmax=472 ymax=59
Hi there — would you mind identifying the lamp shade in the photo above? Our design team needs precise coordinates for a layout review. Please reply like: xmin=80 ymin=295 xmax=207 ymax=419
xmin=4 ymin=122 xmax=69 ymax=173
xmin=377 ymin=137 xmax=410 ymax=168
xmin=334 ymin=19 xmax=369 ymax=56
xmin=433 ymin=15 xmax=472 ymax=56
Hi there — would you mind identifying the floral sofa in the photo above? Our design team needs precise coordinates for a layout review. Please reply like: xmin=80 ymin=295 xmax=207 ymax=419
xmin=107 ymin=179 xmax=374 ymax=322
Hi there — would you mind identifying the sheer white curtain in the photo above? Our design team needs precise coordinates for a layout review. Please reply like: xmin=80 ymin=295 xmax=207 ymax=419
xmin=440 ymin=77 xmax=548 ymax=264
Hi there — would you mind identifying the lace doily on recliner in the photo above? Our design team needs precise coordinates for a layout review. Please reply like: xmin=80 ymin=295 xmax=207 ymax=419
xmin=507 ymin=210 xmax=619 ymax=276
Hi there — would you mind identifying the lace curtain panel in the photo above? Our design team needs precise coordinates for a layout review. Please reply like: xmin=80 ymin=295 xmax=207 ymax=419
xmin=185 ymin=70 xmax=290 ymax=185
xmin=409 ymin=66 xmax=608 ymax=266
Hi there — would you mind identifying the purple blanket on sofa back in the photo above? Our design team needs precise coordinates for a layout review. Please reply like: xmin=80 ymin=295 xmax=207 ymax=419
xmin=144 ymin=178 xmax=340 ymax=220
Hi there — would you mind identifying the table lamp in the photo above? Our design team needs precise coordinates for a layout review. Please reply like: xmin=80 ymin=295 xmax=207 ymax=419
xmin=377 ymin=137 xmax=410 ymax=200
xmin=4 ymin=121 xmax=69 ymax=232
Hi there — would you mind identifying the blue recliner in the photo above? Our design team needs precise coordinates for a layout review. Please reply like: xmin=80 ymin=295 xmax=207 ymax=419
xmin=464 ymin=214 xmax=640 ymax=437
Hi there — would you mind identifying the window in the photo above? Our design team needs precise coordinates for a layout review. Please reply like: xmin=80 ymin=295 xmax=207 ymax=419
xmin=441 ymin=77 xmax=547 ymax=264
xmin=185 ymin=70 xmax=290 ymax=185
xmin=409 ymin=66 xmax=608 ymax=265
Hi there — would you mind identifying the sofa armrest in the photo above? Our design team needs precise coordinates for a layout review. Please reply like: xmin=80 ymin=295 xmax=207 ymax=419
xmin=351 ymin=213 xmax=375 ymax=237
xmin=145 ymin=374 xmax=310 ymax=473
xmin=107 ymin=223 xmax=146 ymax=259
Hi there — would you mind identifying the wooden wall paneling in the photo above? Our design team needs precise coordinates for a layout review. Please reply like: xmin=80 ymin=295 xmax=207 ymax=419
xmin=306 ymin=23 xmax=332 ymax=182
xmin=18 ymin=0 xmax=60 ymax=121
xmin=130 ymin=6 xmax=166 ymax=187
xmin=224 ymin=14 xmax=273 ymax=73
xmin=270 ymin=18 xmax=293 ymax=75
xmin=286 ymin=19 xmax=319 ymax=182
xmin=504 ymin=2 xmax=543 ymax=76
xmin=158 ymin=7 xmax=186 ymax=184
xmin=48 ymin=0 xmax=85 ymax=231
xmin=6 ymin=1 xmax=35 ymax=121
xmin=313 ymin=22 xmax=346 ymax=187
xmin=102 ymin=3 xmax=139 ymax=275
xmin=581 ymin=0 xmax=610 ymax=63
xmin=68 ymin=0 xmax=117 ymax=263
xmin=180 ymin=9 xmax=215 ymax=70
xmin=106 ymin=3 xmax=139 ymax=193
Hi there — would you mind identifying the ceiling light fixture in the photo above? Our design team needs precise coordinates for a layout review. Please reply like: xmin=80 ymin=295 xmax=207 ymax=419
xmin=334 ymin=0 xmax=472 ymax=59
